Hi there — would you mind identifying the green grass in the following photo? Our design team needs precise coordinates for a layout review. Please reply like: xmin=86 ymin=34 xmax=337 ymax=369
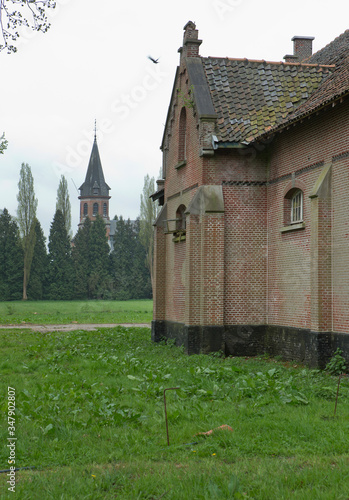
xmin=0 ymin=327 xmax=349 ymax=498
xmin=0 ymin=300 xmax=153 ymax=325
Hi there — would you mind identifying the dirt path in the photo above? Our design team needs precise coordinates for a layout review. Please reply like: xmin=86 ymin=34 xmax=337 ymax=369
xmin=0 ymin=323 xmax=151 ymax=332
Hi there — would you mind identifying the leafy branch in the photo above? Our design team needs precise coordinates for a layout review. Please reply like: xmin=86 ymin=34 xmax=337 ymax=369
xmin=0 ymin=132 xmax=8 ymax=153
xmin=177 ymin=85 xmax=195 ymax=109
xmin=0 ymin=0 xmax=56 ymax=53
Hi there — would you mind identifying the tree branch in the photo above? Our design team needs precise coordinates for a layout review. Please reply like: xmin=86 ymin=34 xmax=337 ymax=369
xmin=0 ymin=0 xmax=56 ymax=53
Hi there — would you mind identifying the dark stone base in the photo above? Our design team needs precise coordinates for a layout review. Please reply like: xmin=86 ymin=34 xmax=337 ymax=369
xmin=151 ymin=320 xmax=349 ymax=368
xmin=151 ymin=320 xmax=224 ymax=355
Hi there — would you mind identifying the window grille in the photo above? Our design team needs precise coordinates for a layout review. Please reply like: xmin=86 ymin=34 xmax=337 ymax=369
xmin=291 ymin=190 xmax=303 ymax=223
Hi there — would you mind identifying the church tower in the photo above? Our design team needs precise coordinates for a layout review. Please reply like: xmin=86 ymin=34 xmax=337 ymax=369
xmin=78 ymin=125 xmax=111 ymax=238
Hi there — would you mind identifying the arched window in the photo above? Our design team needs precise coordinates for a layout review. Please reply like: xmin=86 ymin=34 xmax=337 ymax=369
xmin=93 ymin=202 xmax=99 ymax=216
xmin=178 ymin=107 xmax=187 ymax=162
xmin=291 ymin=190 xmax=303 ymax=223
xmin=103 ymin=203 xmax=107 ymax=217
xmin=176 ymin=204 xmax=186 ymax=232
xmin=83 ymin=203 xmax=88 ymax=216
xmin=284 ymin=188 xmax=303 ymax=225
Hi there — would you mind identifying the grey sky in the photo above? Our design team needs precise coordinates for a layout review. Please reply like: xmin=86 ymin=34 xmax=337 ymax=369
xmin=1 ymin=0 xmax=347 ymax=238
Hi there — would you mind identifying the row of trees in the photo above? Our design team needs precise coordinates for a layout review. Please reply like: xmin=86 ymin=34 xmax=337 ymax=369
xmin=0 ymin=164 xmax=157 ymax=301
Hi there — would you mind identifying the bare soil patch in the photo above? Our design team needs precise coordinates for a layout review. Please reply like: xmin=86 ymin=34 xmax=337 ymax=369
xmin=0 ymin=323 xmax=151 ymax=332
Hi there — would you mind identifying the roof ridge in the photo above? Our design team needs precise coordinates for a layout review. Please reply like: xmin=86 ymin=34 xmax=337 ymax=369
xmin=305 ymin=28 xmax=349 ymax=63
xmin=204 ymin=56 xmax=334 ymax=69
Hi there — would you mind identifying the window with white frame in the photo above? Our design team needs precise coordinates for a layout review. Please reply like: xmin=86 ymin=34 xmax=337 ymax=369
xmin=290 ymin=189 xmax=303 ymax=223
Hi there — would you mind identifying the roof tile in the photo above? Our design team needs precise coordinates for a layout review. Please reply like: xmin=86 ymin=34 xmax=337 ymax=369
xmin=202 ymin=57 xmax=332 ymax=143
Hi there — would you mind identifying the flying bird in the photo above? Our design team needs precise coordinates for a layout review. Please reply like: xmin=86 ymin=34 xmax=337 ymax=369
xmin=148 ymin=56 xmax=159 ymax=64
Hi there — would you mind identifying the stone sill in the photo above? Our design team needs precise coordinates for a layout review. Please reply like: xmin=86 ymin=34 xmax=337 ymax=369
xmin=280 ymin=222 xmax=306 ymax=233
xmin=175 ymin=160 xmax=187 ymax=170
xmin=172 ymin=233 xmax=186 ymax=243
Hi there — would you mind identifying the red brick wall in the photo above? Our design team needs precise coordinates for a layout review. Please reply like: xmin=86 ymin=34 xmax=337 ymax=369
xmin=332 ymin=156 xmax=349 ymax=333
xmin=184 ymin=213 xmax=202 ymax=325
xmin=79 ymin=198 xmax=109 ymax=222
xmin=155 ymin=58 xmax=349 ymax=337
xmin=223 ymin=184 xmax=267 ymax=325
xmin=153 ymin=226 xmax=166 ymax=321
xmin=163 ymin=70 xmax=204 ymax=198
xmin=201 ymin=213 xmax=225 ymax=325
xmin=267 ymin=100 xmax=349 ymax=333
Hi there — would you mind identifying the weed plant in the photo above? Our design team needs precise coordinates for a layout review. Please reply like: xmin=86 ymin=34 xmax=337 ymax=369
xmin=325 ymin=348 xmax=347 ymax=376
xmin=0 ymin=327 xmax=349 ymax=498
xmin=0 ymin=300 xmax=153 ymax=325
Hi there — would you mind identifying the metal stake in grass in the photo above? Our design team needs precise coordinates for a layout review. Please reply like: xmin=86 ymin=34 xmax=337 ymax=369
xmin=334 ymin=374 xmax=344 ymax=417
xmin=163 ymin=387 xmax=180 ymax=446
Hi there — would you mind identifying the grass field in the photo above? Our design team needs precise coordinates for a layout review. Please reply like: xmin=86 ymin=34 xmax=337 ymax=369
xmin=0 ymin=300 xmax=153 ymax=325
xmin=0 ymin=325 xmax=349 ymax=498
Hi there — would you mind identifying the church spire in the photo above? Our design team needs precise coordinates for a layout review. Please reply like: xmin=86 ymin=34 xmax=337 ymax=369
xmin=78 ymin=124 xmax=111 ymax=237
xmin=78 ymin=128 xmax=110 ymax=198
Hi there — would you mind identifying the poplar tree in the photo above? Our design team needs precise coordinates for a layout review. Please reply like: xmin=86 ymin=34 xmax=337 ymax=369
xmin=56 ymin=175 xmax=72 ymax=237
xmin=139 ymin=175 xmax=158 ymax=290
xmin=17 ymin=163 xmax=38 ymax=300
xmin=0 ymin=132 xmax=7 ymax=154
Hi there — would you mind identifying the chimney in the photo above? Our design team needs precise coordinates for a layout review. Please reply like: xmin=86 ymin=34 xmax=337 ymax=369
xmin=178 ymin=21 xmax=202 ymax=62
xmin=284 ymin=36 xmax=315 ymax=63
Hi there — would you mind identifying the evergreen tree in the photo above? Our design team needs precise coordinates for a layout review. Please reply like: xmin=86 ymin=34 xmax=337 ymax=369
xmin=110 ymin=216 xmax=152 ymax=300
xmin=88 ymin=215 xmax=110 ymax=298
xmin=47 ymin=210 xmax=73 ymax=300
xmin=17 ymin=163 xmax=38 ymax=300
xmin=56 ymin=175 xmax=72 ymax=237
xmin=132 ymin=218 xmax=152 ymax=298
xmin=72 ymin=217 xmax=92 ymax=300
xmin=110 ymin=216 xmax=134 ymax=300
xmin=27 ymin=219 xmax=48 ymax=300
xmin=72 ymin=215 xmax=110 ymax=299
xmin=0 ymin=209 xmax=23 ymax=300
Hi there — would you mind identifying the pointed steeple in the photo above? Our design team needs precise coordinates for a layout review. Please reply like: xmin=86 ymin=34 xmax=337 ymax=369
xmin=78 ymin=124 xmax=111 ymax=237
xmin=79 ymin=132 xmax=110 ymax=197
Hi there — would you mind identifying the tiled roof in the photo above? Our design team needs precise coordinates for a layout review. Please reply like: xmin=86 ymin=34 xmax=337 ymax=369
xmin=79 ymin=138 xmax=111 ymax=197
xmin=256 ymin=30 xmax=349 ymax=140
xmin=307 ymin=29 xmax=349 ymax=65
xmin=265 ymin=56 xmax=349 ymax=130
xmin=202 ymin=57 xmax=332 ymax=143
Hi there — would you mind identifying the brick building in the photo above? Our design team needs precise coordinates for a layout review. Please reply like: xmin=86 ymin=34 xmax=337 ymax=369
xmin=151 ymin=22 xmax=349 ymax=367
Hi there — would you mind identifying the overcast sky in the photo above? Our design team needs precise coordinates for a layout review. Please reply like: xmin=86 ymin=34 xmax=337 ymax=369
xmin=1 ymin=0 xmax=348 ymax=238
